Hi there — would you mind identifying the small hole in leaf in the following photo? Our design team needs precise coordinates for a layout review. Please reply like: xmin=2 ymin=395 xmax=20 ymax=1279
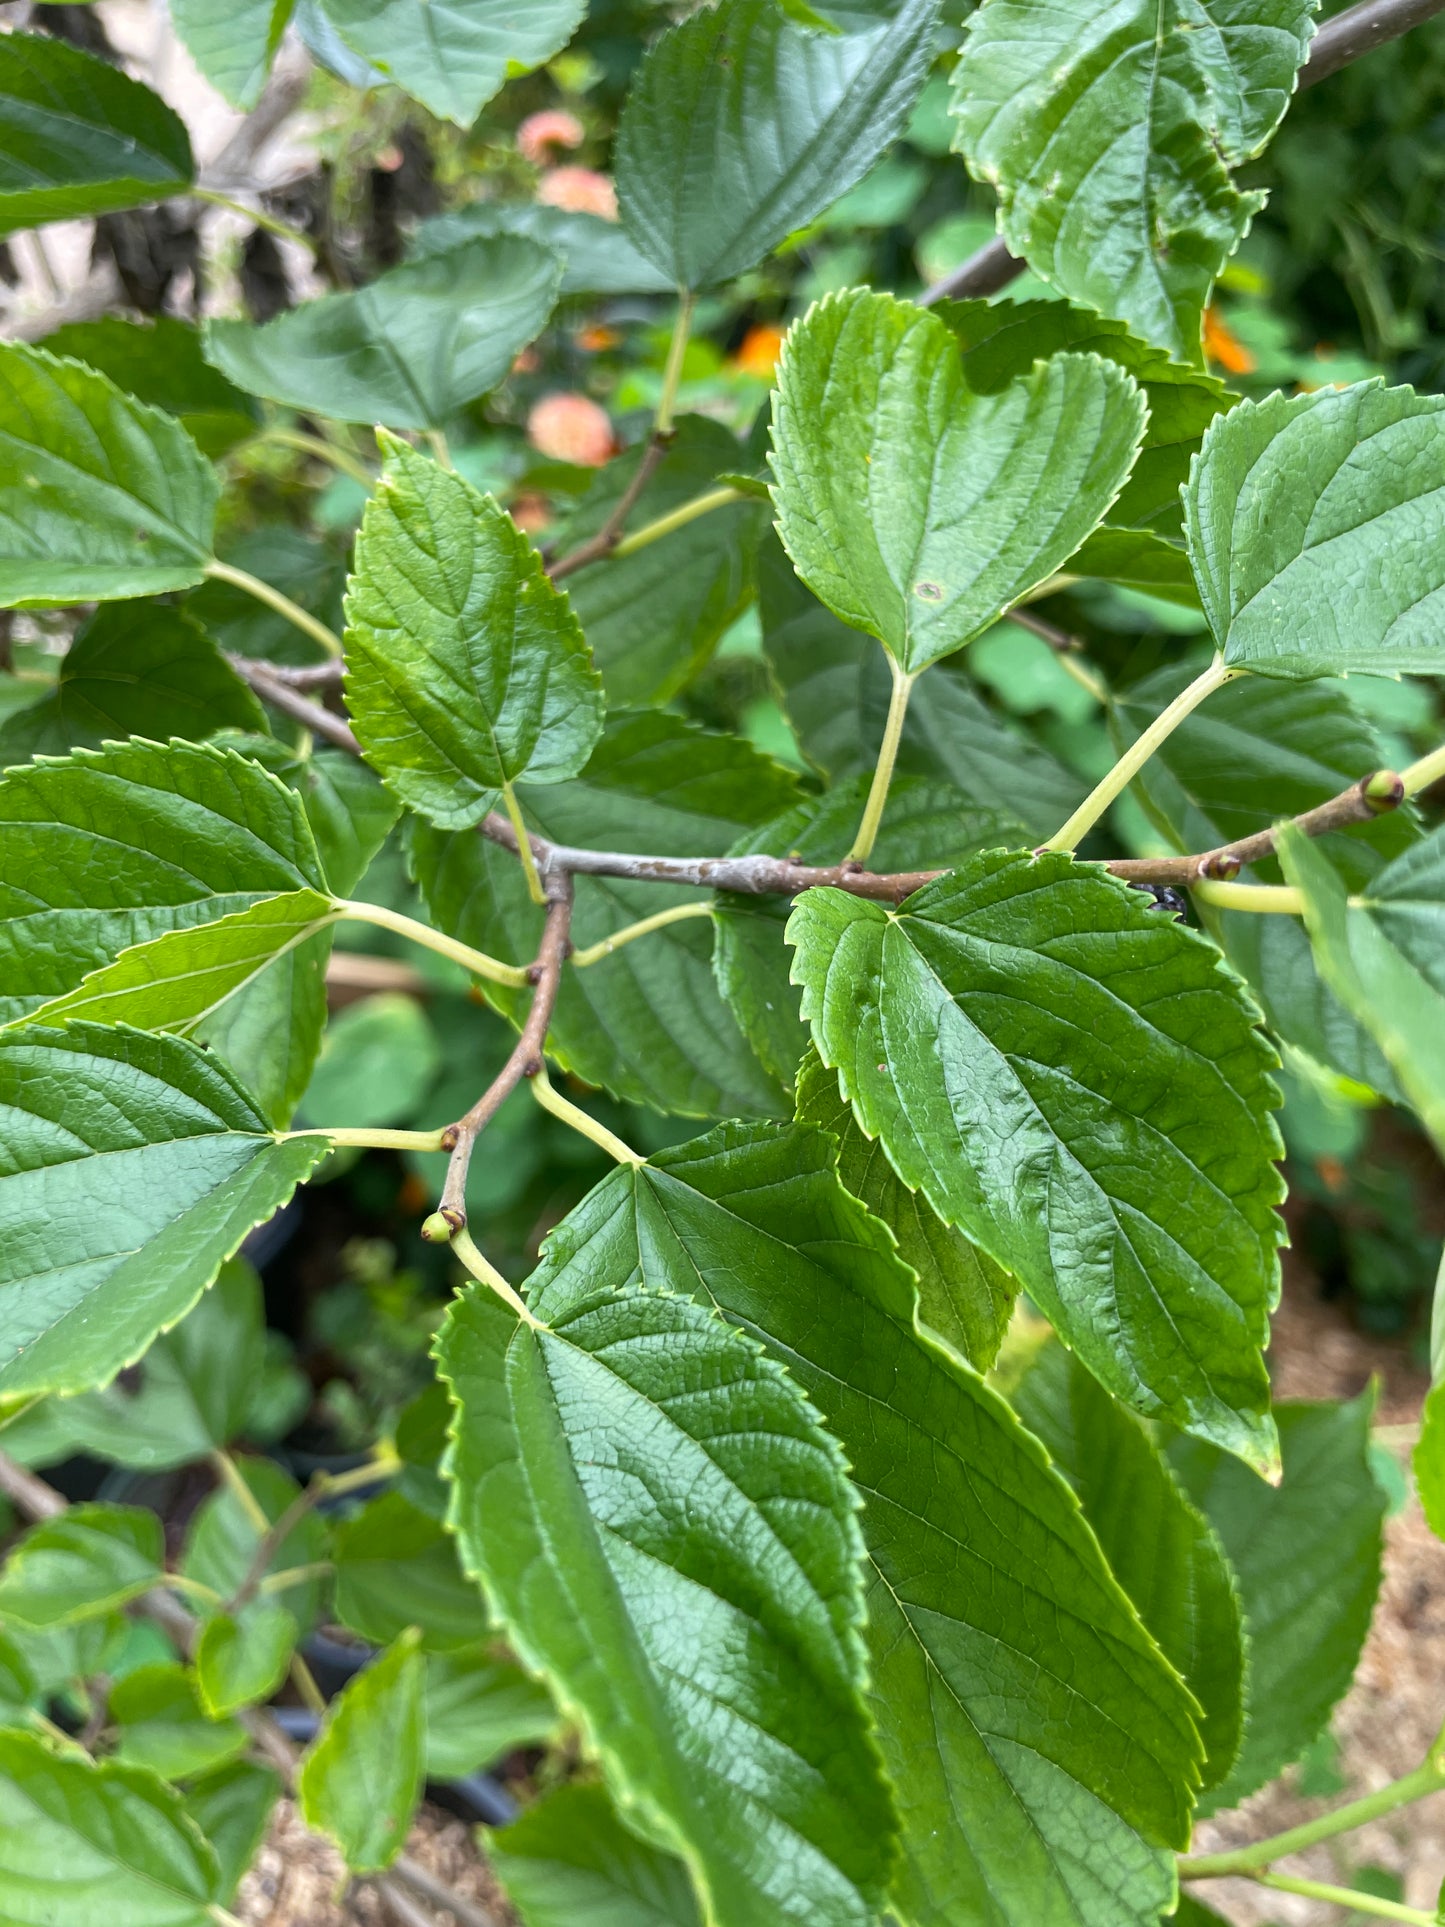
xmin=913 ymin=580 xmax=943 ymax=601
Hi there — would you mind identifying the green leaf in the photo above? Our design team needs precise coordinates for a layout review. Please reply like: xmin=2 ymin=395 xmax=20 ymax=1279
xmin=454 ymin=1121 xmax=1198 ymax=1921
xmin=0 ymin=1729 xmax=222 ymax=1926
xmin=344 ymin=435 xmax=602 ymax=827
xmin=796 ymin=1046 xmax=1016 ymax=1370
xmin=185 ymin=527 xmax=347 ymax=670
xmin=1014 ymin=1344 xmax=1245 ymax=1792
xmin=489 ymin=1781 xmax=703 ymax=1927
xmin=1279 ymin=823 xmax=1445 ymax=1151
xmin=195 ymin=1606 xmax=298 ymax=1718
xmin=412 ymin=712 xmax=798 ymax=1117
xmin=0 ymin=345 xmax=216 ymax=607
xmin=0 ymin=603 xmax=264 ymax=766
xmin=206 ymin=236 xmax=561 ymax=430
xmin=0 ymin=34 xmax=193 ymax=235
xmin=1174 ymin=1901 xmax=1230 ymax=1926
xmin=438 ymin=1284 xmax=897 ymax=1927
xmin=1170 ymin=1392 xmax=1386 ymax=1812
xmin=1415 ymin=1374 xmax=1445 ymax=1543
xmin=0 ymin=1023 xmax=330 ymax=1398
xmin=182 ymin=1760 xmax=280 ymax=1901
xmin=554 ymin=417 xmax=763 ymax=706
xmin=770 ymin=289 xmax=1146 ymax=673
xmin=788 ymin=854 xmax=1285 ymax=1464
xmin=183 ymin=1457 xmax=328 ymax=1641
xmin=298 ymin=1628 xmax=426 ymax=1874
xmin=317 ymin=0 xmax=583 ymax=126
xmin=1065 ymin=527 xmax=1202 ymax=607
xmin=111 ymin=1663 xmax=249 ymax=1780
xmin=413 ymin=202 xmax=674 ymax=295
xmin=333 ymin=1491 xmax=483 ymax=1652
xmin=616 ymin=0 xmax=939 ymax=288
xmin=422 ymin=1645 xmax=560 ymax=1780
xmin=171 ymin=0 xmax=295 ymax=107
xmin=0 ymin=1504 xmax=162 ymax=1628
xmin=949 ymin=0 xmax=1313 ymax=358
xmin=0 ymin=737 xmax=327 ymax=1028
xmin=38 ymin=316 xmax=257 ymax=458
xmin=0 ymin=1632 xmax=36 ymax=1717
xmin=1186 ymin=382 xmax=1445 ymax=678
xmin=301 ymin=991 xmax=440 ymax=1130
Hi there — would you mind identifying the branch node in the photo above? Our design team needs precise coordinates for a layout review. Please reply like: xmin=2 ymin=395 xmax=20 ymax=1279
xmin=1363 ymin=768 xmax=1406 ymax=812
xmin=1203 ymin=851 xmax=1243 ymax=881
xmin=439 ymin=1124 xmax=460 ymax=1152
xmin=420 ymin=1211 xmax=455 ymax=1244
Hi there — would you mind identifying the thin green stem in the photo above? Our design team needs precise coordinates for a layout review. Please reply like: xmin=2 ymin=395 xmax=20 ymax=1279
xmin=451 ymin=1227 xmax=543 ymax=1327
xmin=290 ymin=1651 xmax=327 ymax=1716
xmin=1191 ymin=879 xmax=1305 ymax=914
xmin=850 ymin=660 xmax=915 ymax=864
xmin=28 ymin=1708 xmax=81 ymax=1750
xmin=424 ymin=428 xmax=452 ymax=469
xmin=209 ymin=1906 xmax=250 ymax=1927
xmin=203 ymin=559 xmax=344 ymax=660
xmin=163 ymin=1572 xmax=224 ymax=1608
xmin=1251 ymin=1872 xmax=1437 ymax=1923
xmin=284 ymin=1126 xmax=452 ymax=1151
xmin=1040 ymin=655 xmax=1241 ymax=853
xmin=1179 ymin=1758 xmax=1445 ymax=1878
xmin=210 ymin=1451 xmax=272 ymax=1535
xmin=1402 ymin=739 xmax=1445 ymax=797
xmin=193 ymin=184 xmax=316 ymax=253
xmin=502 ymin=782 xmax=546 ymax=904
xmin=530 ymin=1063 xmax=644 ymax=1166
xmin=337 ymin=898 xmax=530 ymax=986
xmin=569 ymin=901 xmax=714 ymax=967
xmin=610 ymin=486 xmax=742 ymax=559
xmin=256 ymin=427 xmax=374 ymax=490
xmin=258 ymin=1560 xmax=333 ymax=1597
xmin=1055 ymin=650 xmax=1109 ymax=704
xmin=655 ymin=291 xmax=695 ymax=436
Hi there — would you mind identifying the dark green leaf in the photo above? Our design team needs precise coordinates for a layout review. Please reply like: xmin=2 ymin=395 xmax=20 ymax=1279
xmin=170 ymin=0 xmax=295 ymax=107
xmin=0 ymin=34 xmax=193 ymax=235
xmin=182 ymin=1760 xmax=281 ymax=1900
xmin=317 ymin=0 xmax=584 ymax=126
xmin=0 ymin=345 xmax=216 ymax=607
xmin=195 ymin=1606 xmax=298 ymax=1718
xmin=788 ymin=856 xmax=1284 ymax=1465
xmin=489 ymin=1782 xmax=702 ymax=1927
xmin=1170 ymin=1393 xmax=1386 ymax=1812
xmin=1065 ymin=527 xmax=1201 ymax=607
xmin=333 ymin=1491 xmax=484 ymax=1652
xmin=298 ymin=1628 xmax=426 ymax=1873
xmin=184 ymin=527 xmax=347 ymax=669
xmin=616 ymin=0 xmax=939 ymax=288
xmin=300 ymin=991 xmax=440 ymax=1130
xmin=771 ymin=290 xmax=1145 ymax=673
xmin=206 ymin=236 xmax=561 ymax=429
xmin=111 ymin=1663 xmax=249 ymax=1780
xmin=423 ymin=1645 xmax=560 ymax=1780
xmin=0 ymin=1504 xmax=162 ymax=1628
xmin=38 ymin=316 xmax=258 ymax=457
xmin=413 ymin=202 xmax=674 ymax=295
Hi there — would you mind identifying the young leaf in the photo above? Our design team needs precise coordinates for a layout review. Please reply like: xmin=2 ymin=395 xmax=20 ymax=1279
xmin=423 ymin=1645 xmax=560 ymax=1780
xmin=438 ymin=1280 xmax=898 ymax=1927
xmin=1014 ymin=1344 xmax=1246 ymax=1792
xmin=183 ymin=1457 xmax=328 ymax=1640
xmin=316 ymin=0 xmax=584 ymax=127
xmin=616 ymin=0 xmax=939 ymax=288
xmin=332 ymin=1490 xmax=485 ymax=1651
xmin=0 ymin=34 xmax=194 ymax=234
xmin=298 ymin=1628 xmax=426 ymax=1874
xmin=110 ymin=1663 xmax=249 ymax=1780
xmin=1170 ymin=1392 xmax=1386 ymax=1813
xmin=39 ymin=316 xmax=257 ymax=457
xmin=182 ymin=1759 xmax=281 ymax=1901
xmin=206 ymin=235 xmax=561 ymax=429
xmin=949 ymin=0 xmax=1314 ymax=358
xmin=345 ymin=435 xmax=603 ymax=828
xmin=455 ymin=1121 xmax=1200 ymax=1922
xmin=170 ymin=0 xmax=295 ymax=108
xmin=0 ymin=1024 xmax=329 ymax=1398
xmin=1186 ymin=382 xmax=1445 ymax=678
xmin=770 ymin=290 xmax=1146 ymax=673
xmin=789 ymin=855 xmax=1285 ymax=1465
xmin=489 ymin=1781 xmax=703 ymax=1927
xmin=195 ymin=1605 xmax=298 ymax=1718
xmin=0 ymin=602 xmax=264 ymax=765
xmin=412 ymin=712 xmax=798 ymax=1117
xmin=0 ymin=345 xmax=216 ymax=607
xmin=0 ymin=1730 xmax=222 ymax=1927
xmin=0 ymin=1504 xmax=163 ymax=1628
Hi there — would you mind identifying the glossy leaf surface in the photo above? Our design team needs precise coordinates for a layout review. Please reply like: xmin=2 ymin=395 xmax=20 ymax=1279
xmin=318 ymin=0 xmax=585 ymax=126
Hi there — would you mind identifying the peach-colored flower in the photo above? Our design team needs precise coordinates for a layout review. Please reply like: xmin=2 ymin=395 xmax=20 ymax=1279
xmin=511 ymin=346 xmax=542 ymax=376
xmin=527 ymin=393 xmax=615 ymax=467
xmin=518 ymin=110 xmax=584 ymax=165
xmin=509 ymin=492 xmax=552 ymax=533
xmin=730 ymin=323 xmax=786 ymax=377
xmin=538 ymin=166 xmax=618 ymax=221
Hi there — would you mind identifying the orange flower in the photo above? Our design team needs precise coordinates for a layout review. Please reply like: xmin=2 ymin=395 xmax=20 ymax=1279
xmin=576 ymin=323 xmax=621 ymax=353
xmin=509 ymin=491 xmax=552 ymax=533
xmin=1202 ymin=305 xmax=1256 ymax=375
xmin=538 ymin=166 xmax=618 ymax=221
xmin=517 ymin=110 xmax=584 ymax=165
xmin=528 ymin=393 xmax=615 ymax=467
xmin=730 ymin=323 xmax=786 ymax=377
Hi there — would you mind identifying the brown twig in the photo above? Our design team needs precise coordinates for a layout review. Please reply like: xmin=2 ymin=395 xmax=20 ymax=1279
xmin=1108 ymin=771 xmax=1406 ymax=885
xmin=546 ymin=431 xmax=674 ymax=581
xmin=258 ymin=659 xmax=347 ymax=691
xmin=228 ymin=654 xmax=361 ymax=755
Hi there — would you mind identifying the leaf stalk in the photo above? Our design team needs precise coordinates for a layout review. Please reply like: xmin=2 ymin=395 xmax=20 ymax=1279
xmin=451 ymin=1227 xmax=542 ymax=1327
xmin=1178 ymin=1756 xmax=1445 ymax=1879
xmin=1402 ymin=739 xmax=1445 ymax=797
xmin=336 ymin=898 xmax=530 ymax=987
xmin=610 ymin=485 xmax=744 ymax=558
xmin=569 ymin=900 xmax=714 ymax=967
xmin=501 ymin=781 xmax=547 ymax=904
xmin=204 ymin=558 xmax=345 ymax=660
xmin=529 ymin=1063 xmax=644 ymax=1165
xmin=1191 ymin=880 xmax=1305 ymax=914
xmin=850 ymin=660 xmax=915 ymax=864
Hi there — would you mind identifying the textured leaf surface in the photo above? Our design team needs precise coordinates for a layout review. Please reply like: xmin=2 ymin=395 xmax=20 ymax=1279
xmin=0 ymin=1730 xmax=221 ymax=1927
xmin=0 ymin=1024 xmax=328 ymax=1398
xmin=171 ymin=0 xmax=294 ymax=107
xmin=770 ymin=290 xmax=1145 ymax=672
xmin=446 ymin=1122 xmax=1199 ymax=1924
xmin=38 ymin=316 xmax=257 ymax=459
xmin=195 ymin=1605 xmax=298 ymax=1717
xmin=206 ymin=236 xmax=561 ymax=428
xmin=0 ymin=346 xmax=216 ymax=607
xmin=111 ymin=1663 xmax=248 ymax=1780
xmin=413 ymin=202 xmax=674 ymax=295
xmin=423 ymin=1645 xmax=561 ymax=1779
xmin=345 ymin=436 xmax=602 ymax=827
xmin=949 ymin=0 xmax=1313 ymax=357
xmin=788 ymin=856 xmax=1284 ymax=1464
xmin=0 ymin=1504 xmax=162 ymax=1628
xmin=1171 ymin=1393 xmax=1385 ymax=1812
xmin=616 ymin=0 xmax=939 ymax=287
xmin=333 ymin=1491 xmax=484 ymax=1651
xmin=439 ymin=1275 xmax=897 ymax=1927
xmin=1015 ymin=1345 xmax=1245 ymax=1791
xmin=1186 ymin=383 xmax=1445 ymax=678
xmin=0 ymin=34 xmax=193 ymax=235
xmin=298 ymin=1629 xmax=426 ymax=1873
xmin=412 ymin=713 xmax=797 ymax=1117
xmin=489 ymin=1782 xmax=702 ymax=1927
xmin=319 ymin=0 xmax=584 ymax=126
